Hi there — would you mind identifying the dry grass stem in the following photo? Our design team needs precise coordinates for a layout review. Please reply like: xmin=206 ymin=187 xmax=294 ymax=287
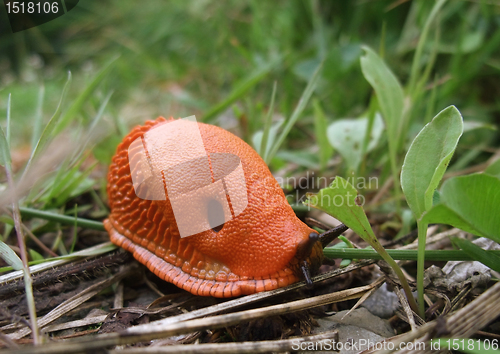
xmin=110 ymin=331 xmax=339 ymax=354
xmin=4 ymin=276 xmax=378 ymax=354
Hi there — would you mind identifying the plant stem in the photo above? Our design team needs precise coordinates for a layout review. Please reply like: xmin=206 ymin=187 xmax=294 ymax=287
xmin=389 ymin=146 xmax=402 ymax=214
xmin=323 ymin=248 xmax=500 ymax=261
xmin=416 ymin=219 xmax=428 ymax=318
xmin=370 ymin=242 xmax=419 ymax=315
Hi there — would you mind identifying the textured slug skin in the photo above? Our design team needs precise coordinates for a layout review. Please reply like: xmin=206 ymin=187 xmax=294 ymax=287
xmin=104 ymin=117 xmax=323 ymax=298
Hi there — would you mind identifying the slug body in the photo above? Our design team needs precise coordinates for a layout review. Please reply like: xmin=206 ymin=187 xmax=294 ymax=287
xmin=104 ymin=117 xmax=323 ymax=297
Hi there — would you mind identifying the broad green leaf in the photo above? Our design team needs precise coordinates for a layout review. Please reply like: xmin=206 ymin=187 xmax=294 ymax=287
xmin=401 ymin=106 xmax=463 ymax=219
xmin=451 ymin=237 xmax=500 ymax=273
xmin=326 ymin=113 xmax=384 ymax=172
xmin=424 ymin=174 xmax=500 ymax=244
xmin=485 ymin=159 xmax=500 ymax=179
xmin=304 ymin=177 xmax=382 ymax=249
xmin=0 ymin=241 xmax=23 ymax=271
xmin=313 ymin=99 xmax=333 ymax=172
xmin=423 ymin=204 xmax=483 ymax=236
xmin=360 ymin=46 xmax=405 ymax=153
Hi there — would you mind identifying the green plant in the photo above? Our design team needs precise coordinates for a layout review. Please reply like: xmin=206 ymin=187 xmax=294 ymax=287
xmin=401 ymin=105 xmax=464 ymax=316
xmin=305 ymin=177 xmax=419 ymax=314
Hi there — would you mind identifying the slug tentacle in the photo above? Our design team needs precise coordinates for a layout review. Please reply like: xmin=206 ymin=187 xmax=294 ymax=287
xmin=319 ymin=223 xmax=349 ymax=247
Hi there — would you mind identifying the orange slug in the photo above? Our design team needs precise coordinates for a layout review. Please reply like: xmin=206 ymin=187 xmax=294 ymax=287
xmin=104 ymin=116 xmax=345 ymax=298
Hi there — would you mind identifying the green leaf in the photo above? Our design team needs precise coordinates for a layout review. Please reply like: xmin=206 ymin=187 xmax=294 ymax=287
xmin=401 ymin=106 xmax=463 ymax=219
xmin=423 ymin=204 xmax=483 ymax=236
xmin=360 ymin=46 xmax=405 ymax=153
xmin=485 ymin=159 xmax=500 ymax=179
xmin=0 ymin=241 xmax=23 ymax=271
xmin=326 ymin=113 xmax=384 ymax=172
xmin=424 ymin=174 xmax=500 ymax=244
xmin=305 ymin=177 xmax=378 ymax=245
xmin=451 ymin=237 xmax=500 ymax=273
xmin=313 ymin=99 xmax=333 ymax=172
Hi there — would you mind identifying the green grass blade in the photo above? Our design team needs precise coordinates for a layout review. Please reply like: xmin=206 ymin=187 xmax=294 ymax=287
xmin=53 ymin=162 xmax=97 ymax=207
xmin=313 ymin=99 xmax=333 ymax=172
xmin=6 ymin=93 xmax=11 ymax=147
xmin=19 ymin=207 xmax=105 ymax=231
xmin=267 ymin=60 xmax=323 ymax=162
xmin=203 ymin=57 xmax=280 ymax=123
xmin=261 ymin=81 xmax=277 ymax=163
xmin=408 ymin=0 xmax=447 ymax=98
xmin=0 ymin=97 xmax=12 ymax=168
xmin=53 ymin=57 xmax=117 ymax=135
xmin=21 ymin=72 xmax=72 ymax=181
xmin=31 ymin=85 xmax=45 ymax=153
